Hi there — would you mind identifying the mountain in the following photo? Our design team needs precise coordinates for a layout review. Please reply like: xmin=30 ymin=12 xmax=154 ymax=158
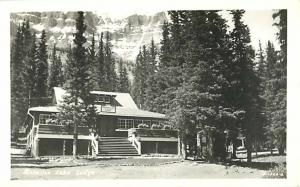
xmin=10 ymin=11 xmax=168 ymax=62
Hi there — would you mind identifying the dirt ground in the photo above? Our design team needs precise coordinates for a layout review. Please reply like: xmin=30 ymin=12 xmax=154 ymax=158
xmin=11 ymin=155 xmax=286 ymax=180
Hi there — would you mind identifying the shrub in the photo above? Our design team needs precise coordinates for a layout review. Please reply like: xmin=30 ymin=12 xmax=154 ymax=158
xmin=137 ymin=123 xmax=149 ymax=129
xmin=151 ymin=124 xmax=162 ymax=129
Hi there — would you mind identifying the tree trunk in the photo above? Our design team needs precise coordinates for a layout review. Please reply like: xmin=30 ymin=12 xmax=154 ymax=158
xmin=73 ymin=96 xmax=78 ymax=159
xmin=231 ymin=139 xmax=237 ymax=159
xmin=278 ymin=147 xmax=285 ymax=155
xmin=255 ymin=138 xmax=258 ymax=157
xmin=246 ymin=134 xmax=252 ymax=163
xmin=180 ymin=134 xmax=187 ymax=160
xmin=270 ymin=147 xmax=273 ymax=156
xmin=73 ymin=122 xmax=78 ymax=159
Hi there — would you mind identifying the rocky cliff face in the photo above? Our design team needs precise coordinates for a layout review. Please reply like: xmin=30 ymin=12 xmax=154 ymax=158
xmin=10 ymin=11 xmax=168 ymax=61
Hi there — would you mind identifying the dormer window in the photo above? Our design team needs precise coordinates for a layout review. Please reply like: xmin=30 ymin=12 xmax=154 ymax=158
xmin=97 ymin=95 xmax=110 ymax=104
xmin=98 ymin=96 xmax=104 ymax=102
xmin=104 ymin=96 xmax=110 ymax=103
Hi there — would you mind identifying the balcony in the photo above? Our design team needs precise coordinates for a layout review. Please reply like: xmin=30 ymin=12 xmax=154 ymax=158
xmin=38 ymin=124 xmax=90 ymax=135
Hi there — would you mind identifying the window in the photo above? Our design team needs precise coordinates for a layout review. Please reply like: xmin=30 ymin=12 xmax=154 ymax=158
xmin=98 ymin=96 xmax=104 ymax=102
xmin=117 ymin=119 xmax=134 ymax=130
xmin=104 ymin=96 xmax=110 ymax=103
xmin=127 ymin=119 xmax=134 ymax=129
xmin=117 ymin=119 xmax=126 ymax=129
xmin=39 ymin=114 xmax=57 ymax=125
xmin=97 ymin=95 xmax=111 ymax=104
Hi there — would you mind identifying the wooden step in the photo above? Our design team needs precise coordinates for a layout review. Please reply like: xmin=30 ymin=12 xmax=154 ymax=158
xmin=97 ymin=137 xmax=139 ymax=156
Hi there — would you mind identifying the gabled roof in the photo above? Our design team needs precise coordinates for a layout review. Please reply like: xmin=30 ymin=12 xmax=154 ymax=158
xmin=54 ymin=87 xmax=138 ymax=109
xmin=29 ymin=87 xmax=165 ymax=119
xmin=29 ymin=106 xmax=59 ymax=113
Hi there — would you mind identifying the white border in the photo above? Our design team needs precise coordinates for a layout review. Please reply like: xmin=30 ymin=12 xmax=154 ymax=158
xmin=1 ymin=0 xmax=300 ymax=187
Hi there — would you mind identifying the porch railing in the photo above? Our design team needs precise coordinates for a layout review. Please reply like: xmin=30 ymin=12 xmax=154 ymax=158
xmin=128 ymin=129 xmax=141 ymax=154
xmin=91 ymin=136 xmax=98 ymax=156
xmin=129 ymin=128 xmax=178 ymax=138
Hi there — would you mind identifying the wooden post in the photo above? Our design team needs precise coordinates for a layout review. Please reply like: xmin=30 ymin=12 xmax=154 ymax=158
xmin=63 ymin=140 xmax=66 ymax=156
xmin=34 ymin=139 xmax=39 ymax=157
xmin=88 ymin=140 xmax=91 ymax=156
xmin=73 ymin=121 xmax=78 ymax=158
xmin=177 ymin=134 xmax=181 ymax=156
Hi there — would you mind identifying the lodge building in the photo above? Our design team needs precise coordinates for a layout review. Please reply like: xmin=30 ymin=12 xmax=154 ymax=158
xmin=24 ymin=87 xmax=179 ymax=157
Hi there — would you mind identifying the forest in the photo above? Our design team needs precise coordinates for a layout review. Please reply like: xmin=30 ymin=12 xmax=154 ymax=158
xmin=11 ymin=10 xmax=287 ymax=162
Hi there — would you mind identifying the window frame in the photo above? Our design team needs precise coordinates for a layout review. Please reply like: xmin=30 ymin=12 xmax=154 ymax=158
xmin=104 ymin=96 xmax=110 ymax=104
xmin=117 ymin=118 xmax=134 ymax=130
xmin=98 ymin=96 xmax=104 ymax=102
xmin=39 ymin=114 xmax=57 ymax=125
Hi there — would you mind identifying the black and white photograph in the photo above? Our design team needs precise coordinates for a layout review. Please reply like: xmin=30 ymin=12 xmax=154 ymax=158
xmin=1 ymin=0 xmax=300 ymax=186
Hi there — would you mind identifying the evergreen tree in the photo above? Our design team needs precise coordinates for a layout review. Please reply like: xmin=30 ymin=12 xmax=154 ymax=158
xmin=172 ymin=10 xmax=232 ymax=160
xmin=148 ymin=38 xmax=157 ymax=74
xmin=254 ymin=40 xmax=267 ymax=156
xmin=59 ymin=11 xmax=96 ymax=158
xmin=159 ymin=21 xmax=171 ymax=68
xmin=145 ymin=39 xmax=161 ymax=112
xmin=25 ymin=32 xmax=38 ymax=101
xmin=96 ymin=32 xmax=105 ymax=90
xmin=144 ymin=21 xmax=172 ymax=114
xmin=103 ymin=31 xmax=117 ymax=91
xmin=21 ymin=20 xmax=32 ymax=56
xmin=265 ymin=9 xmax=287 ymax=155
xmin=11 ymin=24 xmax=27 ymax=138
xmin=117 ymin=59 xmax=130 ymax=93
xmin=263 ymin=41 xmax=278 ymax=154
xmin=48 ymin=44 xmax=64 ymax=90
xmin=229 ymin=10 xmax=261 ymax=163
xmin=132 ymin=48 xmax=145 ymax=108
xmin=35 ymin=30 xmax=49 ymax=103
xmin=88 ymin=33 xmax=98 ymax=88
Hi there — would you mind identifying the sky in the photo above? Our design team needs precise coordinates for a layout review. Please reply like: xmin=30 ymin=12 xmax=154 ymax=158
xmin=239 ymin=10 xmax=279 ymax=50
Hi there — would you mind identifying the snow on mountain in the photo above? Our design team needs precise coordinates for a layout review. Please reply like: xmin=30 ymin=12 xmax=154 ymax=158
xmin=10 ymin=11 xmax=168 ymax=62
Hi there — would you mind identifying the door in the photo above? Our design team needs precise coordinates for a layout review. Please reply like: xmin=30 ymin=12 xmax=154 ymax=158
xmin=96 ymin=116 xmax=116 ymax=137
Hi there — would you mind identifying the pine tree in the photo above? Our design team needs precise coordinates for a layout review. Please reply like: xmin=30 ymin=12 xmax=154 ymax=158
xmin=159 ymin=21 xmax=171 ymax=68
xmin=103 ymin=31 xmax=117 ymax=91
xmin=59 ymin=11 xmax=96 ymax=158
xmin=263 ymin=41 xmax=278 ymax=154
xmin=36 ymin=30 xmax=49 ymax=104
xmin=22 ymin=20 xmax=32 ymax=56
xmin=229 ymin=10 xmax=261 ymax=163
xmin=145 ymin=39 xmax=161 ymax=112
xmin=144 ymin=21 xmax=172 ymax=113
xmin=173 ymin=10 xmax=232 ymax=160
xmin=48 ymin=44 xmax=64 ymax=90
xmin=253 ymin=40 xmax=267 ymax=156
xmin=11 ymin=24 xmax=27 ymax=138
xmin=266 ymin=10 xmax=287 ymax=155
xmin=88 ymin=33 xmax=98 ymax=88
xmin=25 ymin=32 xmax=38 ymax=102
xmin=117 ymin=59 xmax=130 ymax=93
xmin=132 ymin=48 xmax=145 ymax=108
xmin=96 ymin=32 xmax=105 ymax=90
xmin=149 ymin=38 xmax=157 ymax=74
